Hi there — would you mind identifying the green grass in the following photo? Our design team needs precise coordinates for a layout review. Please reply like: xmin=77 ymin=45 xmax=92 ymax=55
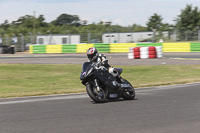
xmin=0 ymin=64 xmax=200 ymax=98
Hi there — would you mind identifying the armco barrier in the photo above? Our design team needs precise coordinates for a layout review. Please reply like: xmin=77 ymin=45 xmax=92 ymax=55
xmin=29 ymin=43 xmax=200 ymax=54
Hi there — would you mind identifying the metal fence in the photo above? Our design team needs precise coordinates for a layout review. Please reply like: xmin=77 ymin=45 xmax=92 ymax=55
xmin=172 ymin=29 xmax=200 ymax=42
xmin=79 ymin=32 xmax=102 ymax=43
xmin=0 ymin=30 xmax=200 ymax=52
xmin=0 ymin=35 xmax=36 ymax=52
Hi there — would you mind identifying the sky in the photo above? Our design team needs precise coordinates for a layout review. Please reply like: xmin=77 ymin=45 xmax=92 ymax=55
xmin=0 ymin=0 xmax=199 ymax=26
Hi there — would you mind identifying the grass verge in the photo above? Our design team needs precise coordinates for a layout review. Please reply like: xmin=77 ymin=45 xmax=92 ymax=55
xmin=0 ymin=64 xmax=200 ymax=98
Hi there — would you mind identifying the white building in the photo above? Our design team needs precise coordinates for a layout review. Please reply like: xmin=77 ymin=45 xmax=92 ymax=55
xmin=36 ymin=34 xmax=80 ymax=44
xmin=102 ymin=31 xmax=169 ymax=43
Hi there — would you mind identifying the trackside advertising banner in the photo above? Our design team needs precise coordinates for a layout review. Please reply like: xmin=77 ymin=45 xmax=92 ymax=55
xmin=29 ymin=43 xmax=200 ymax=53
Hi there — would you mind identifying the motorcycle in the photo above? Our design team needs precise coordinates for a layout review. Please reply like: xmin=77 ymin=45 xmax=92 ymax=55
xmin=80 ymin=61 xmax=135 ymax=103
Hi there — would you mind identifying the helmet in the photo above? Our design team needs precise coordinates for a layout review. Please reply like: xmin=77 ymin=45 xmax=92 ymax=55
xmin=87 ymin=47 xmax=98 ymax=61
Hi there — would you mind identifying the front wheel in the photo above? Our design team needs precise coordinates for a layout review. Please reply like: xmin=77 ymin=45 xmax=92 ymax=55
xmin=86 ymin=84 xmax=106 ymax=103
xmin=122 ymin=79 xmax=136 ymax=100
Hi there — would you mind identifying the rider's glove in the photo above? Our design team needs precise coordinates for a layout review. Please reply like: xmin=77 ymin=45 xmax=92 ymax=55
xmin=113 ymin=68 xmax=118 ymax=73
xmin=108 ymin=67 xmax=118 ymax=77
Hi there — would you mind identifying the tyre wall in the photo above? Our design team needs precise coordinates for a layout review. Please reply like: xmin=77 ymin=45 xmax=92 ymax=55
xmin=128 ymin=46 xmax=163 ymax=59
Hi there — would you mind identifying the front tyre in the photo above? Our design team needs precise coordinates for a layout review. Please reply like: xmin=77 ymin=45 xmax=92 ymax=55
xmin=86 ymin=84 xmax=106 ymax=103
xmin=122 ymin=79 xmax=135 ymax=100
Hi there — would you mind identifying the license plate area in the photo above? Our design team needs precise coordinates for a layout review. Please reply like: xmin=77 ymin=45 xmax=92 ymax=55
xmin=121 ymin=84 xmax=130 ymax=88
xmin=109 ymin=94 xmax=118 ymax=98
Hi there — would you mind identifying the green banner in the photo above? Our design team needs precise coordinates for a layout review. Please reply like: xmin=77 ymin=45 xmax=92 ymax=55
xmin=137 ymin=43 xmax=162 ymax=47
xmin=191 ymin=43 xmax=200 ymax=52
xmin=32 ymin=45 xmax=46 ymax=54
xmin=62 ymin=44 xmax=76 ymax=53
xmin=94 ymin=43 xmax=109 ymax=53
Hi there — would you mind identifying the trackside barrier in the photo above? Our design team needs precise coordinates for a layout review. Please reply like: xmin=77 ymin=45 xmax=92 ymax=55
xmin=46 ymin=45 xmax=62 ymax=53
xmin=137 ymin=43 xmax=162 ymax=47
xmin=162 ymin=43 xmax=190 ymax=52
xmin=62 ymin=44 xmax=77 ymax=53
xmin=191 ymin=43 xmax=200 ymax=52
xmin=30 ymin=45 xmax=46 ymax=54
xmin=0 ymin=46 xmax=15 ymax=54
xmin=156 ymin=46 xmax=163 ymax=58
xmin=29 ymin=43 xmax=200 ymax=54
xmin=128 ymin=46 xmax=163 ymax=59
xmin=76 ymin=44 xmax=94 ymax=53
xmin=109 ymin=43 xmax=137 ymax=53
xmin=140 ymin=47 xmax=149 ymax=59
xmin=94 ymin=43 xmax=110 ymax=53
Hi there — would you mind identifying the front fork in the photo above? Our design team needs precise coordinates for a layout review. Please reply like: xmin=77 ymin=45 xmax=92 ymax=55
xmin=94 ymin=79 xmax=101 ymax=92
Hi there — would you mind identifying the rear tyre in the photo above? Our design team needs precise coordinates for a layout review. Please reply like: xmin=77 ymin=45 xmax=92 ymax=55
xmin=122 ymin=79 xmax=135 ymax=100
xmin=86 ymin=84 xmax=106 ymax=103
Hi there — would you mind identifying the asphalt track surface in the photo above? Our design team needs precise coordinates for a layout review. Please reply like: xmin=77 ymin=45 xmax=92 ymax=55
xmin=0 ymin=52 xmax=200 ymax=65
xmin=1 ymin=82 xmax=200 ymax=133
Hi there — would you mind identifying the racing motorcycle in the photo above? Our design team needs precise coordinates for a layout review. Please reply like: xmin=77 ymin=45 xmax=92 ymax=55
xmin=80 ymin=61 xmax=135 ymax=103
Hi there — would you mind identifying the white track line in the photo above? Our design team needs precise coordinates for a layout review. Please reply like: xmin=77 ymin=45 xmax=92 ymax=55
xmin=0 ymin=94 xmax=88 ymax=105
xmin=0 ymin=82 xmax=200 ymax=105
xmin=136 ymin=82 xmax=200 ymax=92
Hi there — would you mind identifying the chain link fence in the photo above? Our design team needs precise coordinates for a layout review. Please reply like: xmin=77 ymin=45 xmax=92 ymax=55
xmin=0 ymin=30 xmax=200 ymax=53
xmin=0 ymin=35 xmax=36 ymax=52
xmin=172 ymin=29 xmax=200 ymax=42
xmin=79 ymin=32 xmax=102 ymax=43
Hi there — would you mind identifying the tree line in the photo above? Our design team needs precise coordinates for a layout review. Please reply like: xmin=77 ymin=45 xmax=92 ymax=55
xmin=0 ymin=4 xmax=200 ymax=41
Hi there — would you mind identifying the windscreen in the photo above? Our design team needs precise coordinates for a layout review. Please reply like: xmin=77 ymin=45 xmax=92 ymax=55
xmin=81 ymin=62 xmax=92 ymax=73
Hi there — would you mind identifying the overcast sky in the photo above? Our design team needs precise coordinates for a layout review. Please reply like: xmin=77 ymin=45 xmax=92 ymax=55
xmin=0 ymin=0 xmax=199 ymax=26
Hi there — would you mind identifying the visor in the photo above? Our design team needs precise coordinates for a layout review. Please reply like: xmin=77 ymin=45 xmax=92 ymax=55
xmin=87 ymin=54 xmax=94 ymax=60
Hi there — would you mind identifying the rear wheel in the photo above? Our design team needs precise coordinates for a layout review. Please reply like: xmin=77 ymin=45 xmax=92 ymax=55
xmin=122 ymin=79 xmax=135 ymax=100
xmin=86 ymin=84 xmax=106 ymax=103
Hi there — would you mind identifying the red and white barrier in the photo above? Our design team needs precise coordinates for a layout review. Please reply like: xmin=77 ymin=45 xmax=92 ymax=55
xmin=148 ymin=46 xmax=157 ymax=58
xmin=128 ymin=46 xmax=163 ymax=59
xmin=155 ymin=46 xmax=163 ymax=58
xmin=140 ymin=47 xmax=149 ymax=59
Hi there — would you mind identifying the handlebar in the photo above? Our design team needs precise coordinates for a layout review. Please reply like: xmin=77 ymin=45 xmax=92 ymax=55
xmin=92 ymin=61 xmax=108 ymax=71
xmin=92 ymin=61 xmax=102 ymax=67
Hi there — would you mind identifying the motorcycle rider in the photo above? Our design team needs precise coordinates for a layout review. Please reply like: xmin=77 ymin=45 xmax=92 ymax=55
xmin=86 ymin=47 xmax=122 ymax=87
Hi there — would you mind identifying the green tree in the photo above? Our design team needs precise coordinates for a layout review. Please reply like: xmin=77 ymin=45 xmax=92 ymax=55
xmin=131 ymin=24 xmax=147 ymax=32
xmin=51 ymin=13 xmax=81 ymax=26
xmin=0 ymin=20 xmax=10 ymax=30
xmin=36 ymin=15 xmax=48 ymax=27
xmin=175 ymin=4 xmax=200 ymax=40
xmin=146 ymin=13 xmax=163 ymax=31
xmin=12 ymin=15 xmax=34 ymax=28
